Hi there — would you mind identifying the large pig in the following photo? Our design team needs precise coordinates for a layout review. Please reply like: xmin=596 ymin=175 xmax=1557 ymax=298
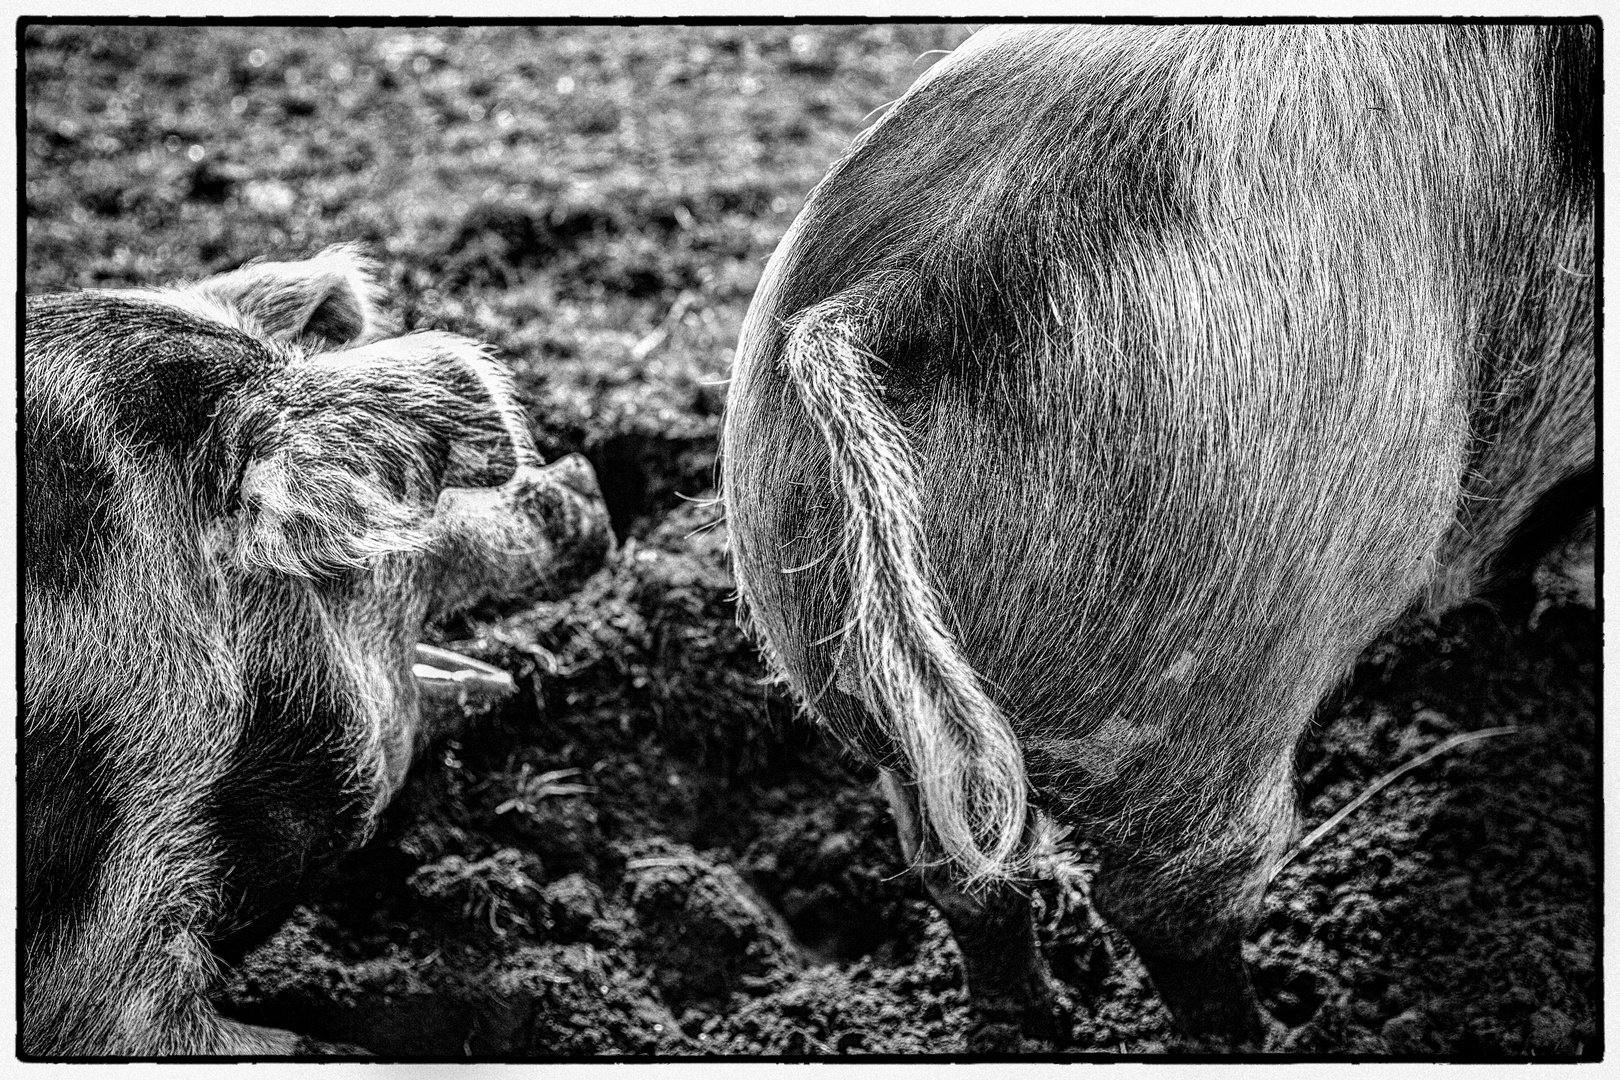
xmin=722 ymin=25 xmax=1595 ymax=1049
xmin=23 ymin=246 xmax=614 ymax=1057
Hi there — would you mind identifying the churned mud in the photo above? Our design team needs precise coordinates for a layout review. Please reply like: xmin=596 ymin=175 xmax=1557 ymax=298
xmin=24 ymin=24 xmax=1598 ymax=1059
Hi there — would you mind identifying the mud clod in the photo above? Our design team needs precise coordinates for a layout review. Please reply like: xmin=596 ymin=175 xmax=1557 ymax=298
xmin=625 ymin=840 xmax=802 ymax=1012
xmin=543 ymin=873 xmax=606 ymax=938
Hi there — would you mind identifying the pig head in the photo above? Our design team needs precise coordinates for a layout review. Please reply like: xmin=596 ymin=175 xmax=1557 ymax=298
xmin=23 ymin=245 xmax=612 ymax=1056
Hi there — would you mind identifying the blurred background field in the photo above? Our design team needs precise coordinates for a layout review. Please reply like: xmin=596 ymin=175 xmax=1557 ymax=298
xmin=23 ymin=23 xmax=1599 ymax=1058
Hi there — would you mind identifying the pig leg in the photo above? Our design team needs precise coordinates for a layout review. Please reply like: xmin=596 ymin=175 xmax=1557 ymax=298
xmin=1079 ymin=747 xmax=1295 ymax=1049
xmin=879 ymin=771 xmax=1068 ymax=1046
xmin=24 ymin=889 xmax=315 ymax=1056
xmin=1091 ymin=862 xmax=1270 ymax=1048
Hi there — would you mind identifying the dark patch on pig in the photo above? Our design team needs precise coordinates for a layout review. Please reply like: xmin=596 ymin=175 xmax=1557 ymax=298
xmin=772 ymin=30 xmax=1183 ymax=363
xmin=1546 ymin=24 xmax=1598 ymax=196
xmin=205 ymin=662 xmax=372 ymax=965
xmin=28 ymin=294 xmax=280 ymax=459
xmin=24 ymin=415 xmax=120 ymax=594
xmin=22 ymin=714 xmax=120 ymax=944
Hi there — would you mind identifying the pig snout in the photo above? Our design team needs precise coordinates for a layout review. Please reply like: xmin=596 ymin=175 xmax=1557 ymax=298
xmin=430 ymin=452 xmax=614 ymax=618
xmin=535 ymin=451 xmax=603 ymax=502
xmin=410 ymin=457 xmax=610 ymax=736
xmin=511 ymin=454 xmax=615 ymax=586
xmin=516 ymin=453 xmax=609 ymax=534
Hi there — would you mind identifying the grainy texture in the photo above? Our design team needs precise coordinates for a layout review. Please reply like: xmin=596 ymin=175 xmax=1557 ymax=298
xmin=24 ymin=23 xmax=1597 ymax=1058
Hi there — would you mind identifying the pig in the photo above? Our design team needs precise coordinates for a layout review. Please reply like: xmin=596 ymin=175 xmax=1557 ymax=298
xmin=721 ymin=24 xmax=1595 ymax=1050
xmin=23 ymin=246 xmax=614 ymax=1057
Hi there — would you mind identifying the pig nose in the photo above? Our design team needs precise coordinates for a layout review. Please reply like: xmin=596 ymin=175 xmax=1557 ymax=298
xmin=540 ymin=453 xmax=603 ymax=501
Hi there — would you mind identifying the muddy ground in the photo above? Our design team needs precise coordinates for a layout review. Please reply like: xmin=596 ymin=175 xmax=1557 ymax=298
xmin=23 ymin=23 xmax=1599 ymax=1060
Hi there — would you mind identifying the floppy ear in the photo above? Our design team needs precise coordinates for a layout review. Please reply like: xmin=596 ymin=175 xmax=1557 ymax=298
xmin=217 ymin=331 xmax=538 ymax=579
xmin=227 ymin=432 xmax=433 ymax=579
xmin=188 ymin=243 xmax=382 ymax=348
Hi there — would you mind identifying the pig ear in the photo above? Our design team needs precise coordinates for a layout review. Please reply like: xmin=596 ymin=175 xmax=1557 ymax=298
xmin=303 ymin=330 xmax=541 ymax=490
xmin=215 ymin=330 xmax=538 ymax=578
xmin=227 ymin=445 xmax=432 ymax=579
xmin=189 ymin=243 xmax=382 ymax=348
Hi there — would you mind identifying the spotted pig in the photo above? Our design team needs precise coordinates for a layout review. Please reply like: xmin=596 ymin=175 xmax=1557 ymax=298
xmin=24 ymin=246 xmax=614 ymax=1056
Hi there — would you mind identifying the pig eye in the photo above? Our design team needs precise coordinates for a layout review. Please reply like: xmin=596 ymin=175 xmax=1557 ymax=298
xmin=441 ymin=435 xmax=519 ymax=490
